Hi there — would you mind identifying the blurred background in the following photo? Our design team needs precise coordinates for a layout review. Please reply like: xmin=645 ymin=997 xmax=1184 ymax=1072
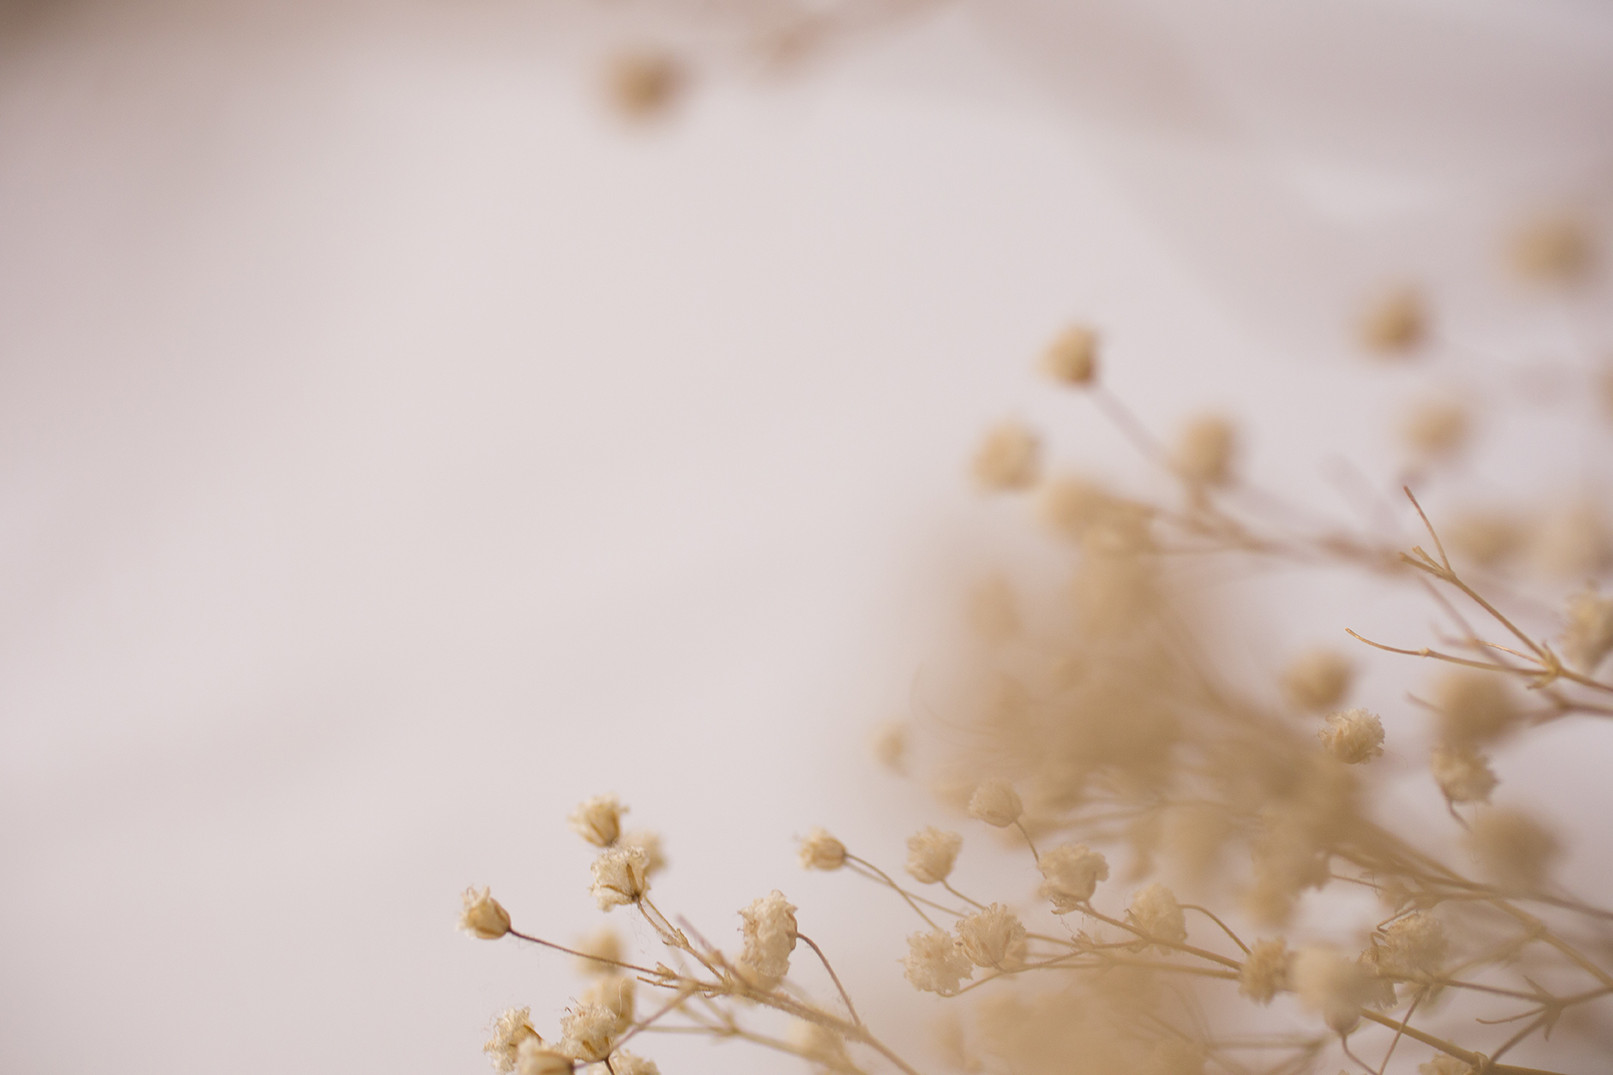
xmin=3 ymin=2 xmax=1612 ymax=1073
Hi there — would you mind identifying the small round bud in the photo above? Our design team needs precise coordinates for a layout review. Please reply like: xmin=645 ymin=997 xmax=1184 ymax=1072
xmin=1318 ymin=708 xmax=1385 ymax=764
xmin=459 ymin=886 xmax=512 ymax=940
xmin=1040 ymin=324 xmax=1099 ymax=385
xmin=1170 ymin=414 xmax=1236 ymax=486
xmin=906 ymin=827 xmax=963 ymax=884
xmin=1430 ymin=744 xmax=1498 ymax=805
xmin=1238 ymin=939 xmax=1291 ymax=1004
xmin=569 ymin=794 xmax=626 ymax=848
xmin=1280 ymin=649 xmax=1353 ymax=713
xmin=971 ymin=421 xmax=1040 ymax=491
xmin=1360 ymin=286 xmax=1426 ymax=355
xmin=967 ymin=781 xmax=1023 ymax=828
xmin=590 ymin=846 xmax=650 ymax=910
xmin=798 ymin=828 xmax=846 ymax=870
xmin=1401 ymin=398 xmax=1471 ymax=461
xmin=1036 ymin=843 xmax=1108 ymax=912
xmin=604 ymin=49 xmax=682 ymax=120
xmin=1127 ymin=882 xmax=1187 ymax=946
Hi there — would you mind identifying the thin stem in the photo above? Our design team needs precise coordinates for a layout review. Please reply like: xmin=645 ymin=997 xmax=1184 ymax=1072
xmin=797 ymin=933 xmax=862 ymax=1028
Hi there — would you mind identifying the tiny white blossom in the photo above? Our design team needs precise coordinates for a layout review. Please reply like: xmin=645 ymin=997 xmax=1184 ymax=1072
xmin=590 ymin=846 xmax=649 ymax=911
xmin=737 ymin=890 xmax=798 ymax=986
xmin=1041 ymin=324 xmax=1099 ymax=386
xmin=967 ymin=781 xmax=1023 ymax=828
xmin=1238 ymin=939 xmax=1291 ymax=1004
xmin=460 ymin=886 xmax=512 ymax=940
xmin=484 ymin=1008 xmax=540 ymax=1073
xmin=579 ymin=976 xmax=635 ymax=1036
xmin=972 ymin=422 xmax=1040 ymax=491
xmin=515 ymin=1039 xmax=573 ymax=1075
xmin=1562 ymin=589 xmax=1613 ymax=673
xmin=1318 ymin=708 xmax=1385 ymax=764
xmin=1037 ymin=843 xmax=1108 ymax=912
xmin=957 ymin=903 xmax=1027 ymax=969
xmin=902 ymin=927 xmax=973 ymax=995
xmin=621 ymin=830 xmax=667 ymax=876
xmin=1430 ymin=745 xmax=1498 ymax=804
xmin=906 ymin=827 xmax=963 ymax=885
xmin=798 ymin=828 xmax=846 ymax=871
xmin=1127 ymin=883 xmax=1187 ymax=946
xmin=611 ymin=1052 xmax=660 ymax=1075
xmin=569 ymin=795 xmax=626 ymax=847
xmin=559 ymin=1003 xmax=620 ymax=1062
xmin=1292 ymin=946 xmax=1374 ymax=1036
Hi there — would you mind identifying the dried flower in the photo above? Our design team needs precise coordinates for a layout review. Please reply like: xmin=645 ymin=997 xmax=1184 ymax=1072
xmin=1239 ymin=939 xmax=1291 ymax=1004
xmin=1561 ymin=589 xmax=1613 ymax=673
xmin=972 ymin=421 xmax=1040 ymax=491
xmin=485 ymin=1008 xmax=541 ymax=1073
xmin=558 ymin=1002 xmax=620 ymax=1062
xmin=1037 ymin=843 xmax=1108 ymax=912
xmin=906 ymin=827 xmax=963 ymax=884
xmin=1127 ymin=882 xmax=1187 ymax=946
xmin=1434 ymin=672 xmax=1519 ymax=750
xmin=590 ymin=846 xmax=649 ymax=910
xmin=1292 ymin=946 xmax=1374 ymax=1035
xmin=610 ymin=1052 xmax=659 ymax=1075
xmin=1318 ymin=708 xmax=1385 ymax=764
xmin=515 ymin=1039 xmax=574 ymax=1075
xmin=605 ymin=49 xmax=682 ymax=120
xmin=1377 ymin=912 xmax=1448 ymax=977
xmin=1401 ymin=399 xmax=1471 ymax=461
xmin=1430 ymin=745 xmax=1499 ymax=805
xmin=957 ymin=903 xmax=1027 ymax=969
xmin=968 ymin=781 xmax=1023 ymax=828
xmin=1170 ymin=414 xmax=1236 ymax=486
xmin=1361 ymin=286 xmax=1426 ymax=354
xmin=1281 ymin=649 xmax=1354 ymax=713
xmin=790 ymin=1020 xmax=850 ymax=1071
xmin=903 ymin=927 xmax=973 ymax=995
xmin=1530 ymin=501 xmax=1613 ymax=578
xmin=569 ymin=795 xmax=626 ymax=848
xmin=737 ymin=890 xmax=798 ymax=986
xmin=1509 ymin=214 xmax=1593 ymax=284
xmin=460 ymin=886 xmax=512 ymax=940
xmin=798 ymin=828 xmax=846 ymax=870
xmin=1041 ymin=324 xmax=1099 ymax=385
xmin=620 ymin=830 xmax=666 ymax=876
xmin=872 ymin=720 xmax=907 ymax=772
xmin=579 ymin=976 xmax=635 ymax=1036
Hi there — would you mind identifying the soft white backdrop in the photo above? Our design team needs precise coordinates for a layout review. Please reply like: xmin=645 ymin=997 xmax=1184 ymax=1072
xmin=2 ymin=2 xmax=1611 ymax=1073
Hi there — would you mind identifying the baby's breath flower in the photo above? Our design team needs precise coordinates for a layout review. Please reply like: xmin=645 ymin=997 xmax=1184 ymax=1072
xmin=790 ymin=1019 xmax=851 ymax=1071
xmin=484 ymin=1008 xmax=541 ymax=1073
xmin=798 ymin=828 xmax=846 ymax=870
xmin=1292 ymin=946 xmax=1374 ymax=1036
xmin=1469 ymin=807 xmax=1561 ymax=890
xmin=579 ymin=976 xmax=635 ymax=1035
xmin=1446 ymin=510 xmax=1525 ymax=568
xmin=1561 ymin=589 xmax=1613 ymax=673
xmin=1127 ymin=882 xmax=1187 ymax=946
xmin=1171 ymin=414 xmax=1236 ymax=486
xmin=1041 ymin=324 xmax=1099 ymax=386
xmin=610 ymin=1052 xmax=660 ymax=1075
xmin=906 ymin=827 xmax=963 ymax=884
xmin=573 ymin=926 xmax=625 ymax=977
xmin=590 ymin=846 xmax=649 ymax=910
xmin=972 ymin=421 xmax=1040 ymax=491
xmin=621 ymin=830 xmax=667 ymax=876
xmin=515 ymin=1040 xmax=574 ymax=1075
xmin=1434 ymin=671 xmax=1519 ymax=750
xmin=604 ymin=49 xmax=682 ymax=120
xmin=1318 ymin=708 xmax=1385 ymax=764
xmin=1360 ymin=286 xmax=1426 ymax=354
xmin=460 ymin=886 xmax=512 ymax=940
xmin=558 ymin=1003 xmax=619 ymax=1063
xmin=737 ymin=890 xmax=798 ymax=987
xmin=902 ymin=927 xmax=973 ymax=995
xmin=957 ymin=903 xmax=1027 ymax=969
xmin=872 ymin=720 xmax=907 ymax=772
xmin=1430 ymin=745 xmax=1498 ymax=805
xmin=1238 ymin=939 xmax=1291 ymax=1004
xmin=569 ymin=795 xmax=626 ymax=848
xmin=1378 ymin=912 xmax=1448 ymax=977
xmin=1280 ymin=649 xmax=1354 ymax=713
xmin=968 ymin=781 xmax=1023 ymax=828
xmin=1036 ymin=843 xmax=1108 ymax=912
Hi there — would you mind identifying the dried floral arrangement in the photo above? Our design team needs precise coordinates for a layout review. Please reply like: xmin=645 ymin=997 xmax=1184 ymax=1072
xmin=457 ymin=79 xmax=1613 ymax=1070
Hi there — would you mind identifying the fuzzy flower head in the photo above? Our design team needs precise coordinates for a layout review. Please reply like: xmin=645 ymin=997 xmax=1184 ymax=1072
xmin=621 ymin=830 xmax=667 ymax=877
xmin=460 ymin=886 xmax=512 ymax=940
xmin=903 ymin=927 xmax=973 ymax=996
xmin=559 ymin=1002 xmax=621 ymax=1063
xmin=1377 ymin=912 xmax=1448 ymax=977
xmin=590 ymin=846 xmax=649 ymax=911
xmin=1281 ymin=649 xmax=1354 ymax=712
xmin=1402 ymin=399 xmax=1471 ymax=461
xmin=798 ymin=828 xmax=846 ymax=871
xmin=1127 ymin=883 xmax=1187 ymax=947
xmin=484 ymin=1008 xmax=541 ymax=1073
xmin=1430 ymin=744 xmax=1498 ymax=805
xmin=1434 ymin=671 xmax=1519 ymax=750
xmin=1238 ymin=938 xmax=1291 ymax=1004
xmin=737 ymin=890 xmax=798 ymax=987
xmin=1468 ymin=807 xmax=1561 ymax=890
xmin=514 ymin=1040 xmax=573 ymax=1075
xmin=610 ymin=1052 xmax=660 ymax=1075
xmin=1292 ymin=946 xmax=1375 ymax=1036
xmin=1361 ymin=286 xmax=1426 ymax=354
xmin=957 ymin=903 xmax=1027 ymax=969
xmin=1041 ymin=324 xmax=1099 ymax=386
xmin=968 ymin=781 xmax=1024 ymax=828
xmin=1562 ymin=589 xmax=1613 ymax=673
xmin=906 ymin=827 xmax=963 ymax=885
xmin=569 ymin=794 xmax=626 ymax=848
xmin=1318 ymin=708 xmax=1385 ymax=764
xmin=972 ymin=422 xmax=1040 ymax=491
xmin=790 ymin=1019 xmax=851 ymax=1071
xmin=1171 ymin=414 xmax=1237 ymax=486
xmin=579 ymin=976 xmax=635 ymax=1035
xmin=1037 ymin=843 xmax=1108 ymax=912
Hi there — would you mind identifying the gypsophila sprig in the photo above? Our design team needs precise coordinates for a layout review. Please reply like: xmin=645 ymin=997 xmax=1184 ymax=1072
xmin=798 ymin=828 xmax=846 ymax=870
xmin=460 ymin=886 xmax=512 ymax=940
xmin=589 ymin=846 xmax=649 ymax=910
xmin=905 ymin=826 xmax=962 ymax=885
xmin=569 ymin=794 xmax=626 ymax=848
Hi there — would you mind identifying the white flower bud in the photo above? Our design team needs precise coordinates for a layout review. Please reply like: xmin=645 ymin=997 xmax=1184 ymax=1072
xmin=558 ymin=1002 xmax=619 ymax=1063
xmin=1292 ymin=946 xmax=1374 ymax=1036
xmin=971 ymin=422 xmax=1040 ymax=491
xmin=590 ymin=846 xmax=649 ymax=910
xmin=1280 ymin=649 xmax=1353 ymax=712
xmin=1430 ymin=745 xmax=1498 ymax=805
xmin=515 ymin=1039 xmax=574 ymax=1075
xmin=569 ymin=795 xmax=626 ymax=848
xmin=1037 ymin=843 xmax=1108 ymax=912
xmin=967 ymin=781 xmax=1023 ymax=828
xmin=460 ymin=886 xmax=512 ymax=940
xmin=1041 ymin=324 xmax=1099 ymax=386
xmin=620 ymin=830 xmax=666 ymax=876
xmin=956 ymin=903 xmax=1027 ymax=969
xmin=737 ymin=890 xmax=798 ymax=987
xmin=1127 ymin=882 xmax=1187 ymax=946
xmin=906 ymin=827 xmax=963 ymax=884
xmin=1318 ymin=708 xmax=1385 ymax=764
xmin=798 ymin=828 xmax=846 ymax=871
xmin=1171 ymin=415 xmax=1236 ymax=486
xmin=902 ymin=927 xmax=973 ymax=995
xmin=1238 ymin=939 xmax=1290 ymax=1004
